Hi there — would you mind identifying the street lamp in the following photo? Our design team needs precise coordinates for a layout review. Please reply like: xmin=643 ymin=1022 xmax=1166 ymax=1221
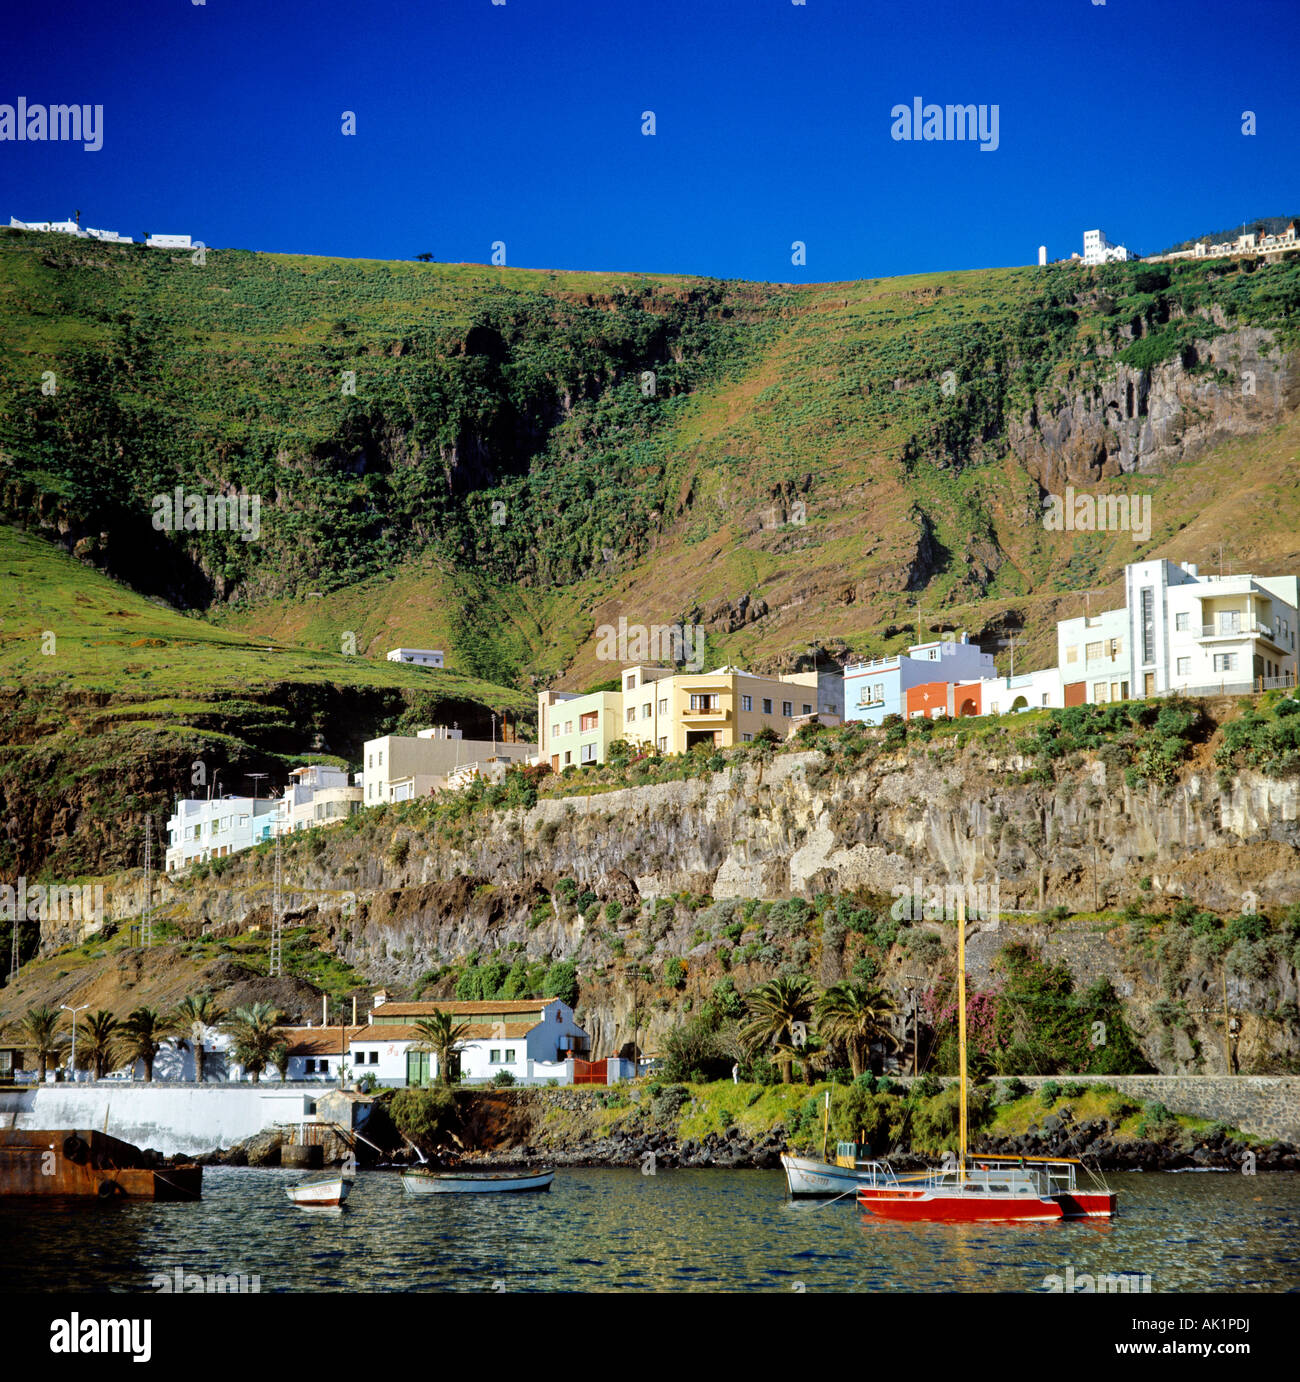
xmin=61 ymin=1003 xmax=89 ymax=1081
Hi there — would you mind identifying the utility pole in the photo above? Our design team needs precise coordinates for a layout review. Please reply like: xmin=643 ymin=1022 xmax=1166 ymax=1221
xmin=269 ymin=818 xmax=283 ymax=978
xmin=61 ymin=1003 xmax=88 ymax=1079
xmin=1222 ymin=965 xmax=1232 ymax=1074
xmin=141 ymin=818 xmax=153 ymax=949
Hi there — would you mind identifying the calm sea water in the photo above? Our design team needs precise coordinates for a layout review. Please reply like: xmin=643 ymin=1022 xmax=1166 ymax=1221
xmin=4 ymin=1168 xmax=1298 ymax=1293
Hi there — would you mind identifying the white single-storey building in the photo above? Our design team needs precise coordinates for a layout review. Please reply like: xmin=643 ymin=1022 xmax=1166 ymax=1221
xmin=145 ymin=233 xmax=192 ymax=249
xmin=387 ymin=647 xmax=444 ymax=669
xmin=350 ymin=995 xmax=593 ymax=1087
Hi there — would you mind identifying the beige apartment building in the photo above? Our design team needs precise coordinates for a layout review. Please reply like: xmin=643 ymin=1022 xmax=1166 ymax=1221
xmin=538 ymin=665 xmax=842 ymax=770
xmin=362 ymin=726 xmax=534 ymax=804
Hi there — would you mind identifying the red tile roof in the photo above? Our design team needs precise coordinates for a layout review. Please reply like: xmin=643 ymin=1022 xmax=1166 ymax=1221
xmin=375 ymin=999 xmax=556 ymax=1017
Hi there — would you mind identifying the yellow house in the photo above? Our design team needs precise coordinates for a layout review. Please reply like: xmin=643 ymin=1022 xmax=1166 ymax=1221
xmin=539 ymin=665 xmax=841 ymax=767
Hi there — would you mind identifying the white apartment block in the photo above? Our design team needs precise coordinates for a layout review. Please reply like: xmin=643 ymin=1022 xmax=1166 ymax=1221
xmin=1057 ymin=560 xmax=1298 ymax=705
xmin=362 ymin=725 xmax=533 ymax=803
xmin=1124 ymin=560 xmax=1298 ymax=698
xmin=386 ymin=647 xmax=444 ymax=669
xmin=1083 ymin=229 xmax=1129 ymax=265
xmin=165 ymin=795 xmax=284 ymax=872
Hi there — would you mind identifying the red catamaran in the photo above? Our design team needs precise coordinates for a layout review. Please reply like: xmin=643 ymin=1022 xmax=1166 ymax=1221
xmin=856 ymin=896 xmax=1116 ymax=1223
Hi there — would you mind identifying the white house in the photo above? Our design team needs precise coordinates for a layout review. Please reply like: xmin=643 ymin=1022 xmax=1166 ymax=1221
xmin=362 ymin=726 xmax=533 ymax=804
xmin=145 ymin=233 xmax=192 ymax=249
xmin=11 ymin=215 xmax=132 ymax=243
xmin=282 ymin=763 xmax=362 ymax=832
xmin=386 ymin=647 xmax=444 ymax=669
xmin=349 ymin=995 xmax=591 ymax=1087
xmin=164 ymin=794 xmax=285 ymax=872
xmin=1057 ymin=605 xmax=1132 ymax=706
xmin=979 ymin=665 xmax=1064 ymax=715
xmin=1083 ymin=229 xmax=1129 ymax=265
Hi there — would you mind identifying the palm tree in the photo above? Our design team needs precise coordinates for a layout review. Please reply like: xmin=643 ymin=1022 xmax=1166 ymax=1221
xmin=412 ymin=1011 xmax=472 ymax=1086
xmin=815 ymin=983 xmax=901 ymax=1077
xmin=117 ymin=1006 xmax=176 ymax=1082
xmin=77 ymin=1010 xmax=120 ymax=1079
xmin=742 ymin=977 xmax=814 ymax=1083
xmin=173 ymin=993 xmax=225 ymax=1083
xmin=223 ymin=1003 xmax=283 ymax=1083
xmin=271 ymin=1042 xmax=291 ymax=1083
xmin=17 ymin=1005 xmax=64 ymax=1081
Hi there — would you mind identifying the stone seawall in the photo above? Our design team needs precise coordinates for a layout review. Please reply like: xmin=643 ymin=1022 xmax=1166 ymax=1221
xmin=890 ymin=1074 xmax=1300 ymax=1141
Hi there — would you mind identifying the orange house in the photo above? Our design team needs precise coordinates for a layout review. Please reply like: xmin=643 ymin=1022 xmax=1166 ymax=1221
xmin=905 ymin=681 xmax=983 ymax=719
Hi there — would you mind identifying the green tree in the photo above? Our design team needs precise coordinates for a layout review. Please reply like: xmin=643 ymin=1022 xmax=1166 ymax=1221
xmin=412 ymin=1011 xmax=472 ymax=1086
xmin=271 ymin=1042 xmax=291 ymax=1082
xmin=117 ymin=1006 xmax=177 ymax=1083
xmin=223 ymin=1003 xmax=284 ymax=1084
xmin=742 ymin=976 xmax=814 ymax=1083
xmin=814 ymin=983 xmax=900 ymax=1078
xmin=172 ymin=992 xmax=225 ymax=1083
xmin=17 ymin=1005 xmax=64 ymax=1082
xmin=77 ymin=1010 xmax=119 ymax=1079
xmin=542 ymin=961 xmax=579 ymax=1008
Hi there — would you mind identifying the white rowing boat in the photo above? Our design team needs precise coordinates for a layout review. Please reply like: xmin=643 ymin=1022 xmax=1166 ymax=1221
xmin=400 ymin=1167 xmax=554 ymax=1195
xmin=285 ymin=1173 xmax=352 ymax=1207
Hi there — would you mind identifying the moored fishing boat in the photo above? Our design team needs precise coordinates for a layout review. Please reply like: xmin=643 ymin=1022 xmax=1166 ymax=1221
xmin=856 ymin=896 xmax=1117 ymax=1223
xmin=400 ymin=1166 xmax=554 ymax=1194
xmin=781 ymin=1146 xmax=903 ymax=1197
xmin=0 ymin=1129 xmax=202 ymax=1201
xmin=285 ymin=1171 xmax=352 ymax=1207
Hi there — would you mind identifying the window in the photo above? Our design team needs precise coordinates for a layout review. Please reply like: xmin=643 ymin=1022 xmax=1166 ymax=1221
xmin=782 ymin=701 xmax=793 ymax=717
xmin=368 ymin=753 xmax=373 ymax=768
xmin=580 ymin=711 xmax=599 ymax=732
xmin=505 ymin=1049 xmax=516 ymax=1063
xmin=1093 ymin=682 xmax=1110 ymax=703
xmin=642 ymin=703 xmax=652 ymax=719
xmin=658 ymin=698 xmax=668 ymax=715
xmin=1175 ymin=612 xmax=1190 ymax=632
xmin=625 ymin=674 xmax=637 ymax=691
xmin=1041 ymin=694 xmax=1049 ymax=706
xmin=742 ymin=732 xmax=753 ymax=742
xmin=563 ymin=721 xmax=572 ymax=736
xmin=378 ymin=752 xmax=383 ymax=766
xmin=1140 ymin=587 xmax=1155 ymax=663
xmin=657 ymin=736 xmax=667 ymax=751
xmin=563 ymin=750 xmax=572 ymax=766
xmin=1086 ymin=642 xmax=1103 ymax=662
xmin=690 ymin=693 xmax=719 ymax=711
xmin=580 ymin=743 xmax=597 ymax=763
xmin=989 ymin=701 xmax=999 ymax=715
xmin=1065 ymin=645 xmax=1078 ymax=664
xmin=1176 ymin=657 xmax=1191 ymax=676
xmin=762 ymin=698 xmax=773 ymax=714
xmin=741 ymin=694 xmax=752 ymax=712
xmin=1213 ymin=653 xmax=1238 ymax=672
xmin=1218 ymin=611 xmax=1241 ymax=634
xmin=490 ymin=1049 xmax=500 ymax=1063
xmin=369 ymin=1051 xmax=379 ymax=1064
xmin=626 ymin=707 xmax=636 ymax=724
xmin=802 ymin=703 xmax=812 ymax=715
xmin=319 ymin=1060 xmax=329 ymax=1074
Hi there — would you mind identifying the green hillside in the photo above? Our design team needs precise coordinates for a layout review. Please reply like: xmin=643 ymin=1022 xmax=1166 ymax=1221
xmin=3 ymin=229 xmax=1299 ymax=693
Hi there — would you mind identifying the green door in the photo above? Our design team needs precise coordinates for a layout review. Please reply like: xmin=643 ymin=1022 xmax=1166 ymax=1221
xmin=405 ymin=1051 xmax=431 ymax=1087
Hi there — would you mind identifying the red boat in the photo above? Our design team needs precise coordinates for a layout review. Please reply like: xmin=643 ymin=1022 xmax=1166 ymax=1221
xmin=856 ymin=1155 xmax=1116 ymax=1221
xmin=857 ymin=894 xmax=1117 ymax=1224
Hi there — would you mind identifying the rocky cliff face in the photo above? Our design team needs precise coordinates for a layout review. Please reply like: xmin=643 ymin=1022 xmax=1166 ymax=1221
xmin=111 ymin=739 xmax=1300 ymax=1074
xmin=1011 ymin=327 xmax=1296 ymax=493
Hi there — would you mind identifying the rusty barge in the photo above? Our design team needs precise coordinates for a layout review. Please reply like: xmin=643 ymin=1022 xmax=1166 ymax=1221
xmin=0 ymin=1129 xmax=203 ymax=1200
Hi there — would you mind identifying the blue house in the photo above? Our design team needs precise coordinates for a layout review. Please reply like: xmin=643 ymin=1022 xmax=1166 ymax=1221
xmin=843 ymin=635 xmax=995 ymax=726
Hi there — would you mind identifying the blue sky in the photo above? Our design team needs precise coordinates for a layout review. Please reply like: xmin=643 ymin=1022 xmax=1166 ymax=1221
xmin=2 ymin=0 xmax=1296 ymax=282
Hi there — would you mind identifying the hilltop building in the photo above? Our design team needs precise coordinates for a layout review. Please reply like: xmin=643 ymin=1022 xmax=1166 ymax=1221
xmin=144 ymin=233 xmax=192 ymax=249
xmin=1082 ymin=229 xmax=1129 ymax=265
xmin=9 ymin=215 xmax=132 ymax=243
xmin=386 ymin=647 xmax=444 ymax=669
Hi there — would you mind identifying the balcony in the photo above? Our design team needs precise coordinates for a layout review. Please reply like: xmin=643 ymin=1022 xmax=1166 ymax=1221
xmin=1198 ymin=621 xmax=1287 ymax=650
xmin=681 ymin=704 xmax=729 ymax=721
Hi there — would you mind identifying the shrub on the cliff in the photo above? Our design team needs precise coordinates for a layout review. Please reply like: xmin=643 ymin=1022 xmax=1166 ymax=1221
xmin=664 ymin=957 xmax=686 ymax=990
xmin=1039 ymin=1080 xmax=1061 ymax=1106
xmin=542 ymin=961 xmax=578 ymax=1008
xmin=491 ymin=1070 xmax=516 ymax=1086
xmin=388 ymin=838 xmax=410 ymax=866
xmin=390 ymin=1086 xmax=458 ymax=1150
xmin=650 ymin=1084 xmax=690 ymax=1124
xmin=910 ymin=1073 xmax=942 ymax=1100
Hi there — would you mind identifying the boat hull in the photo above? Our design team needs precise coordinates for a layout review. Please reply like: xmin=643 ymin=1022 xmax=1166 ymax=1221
xmin=400 ymin=1168 xmax=554 ymax=1195
xmin=857 ymin=1186 xmax=1116 ymax=1222
xmin=0 ymin=1129 xmax=202 ymax=1201
xmin=286 ymin=1177 xmax=351 ymax=1207
xmin=781 ymin=1153 xmax=895 ymax=1198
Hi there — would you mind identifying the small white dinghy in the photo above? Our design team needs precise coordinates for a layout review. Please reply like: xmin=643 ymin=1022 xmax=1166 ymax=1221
xmin=400 ymin=1167 xmax=554 ymax=1195
xmin=285 ymin=1172 xmax=352 ymax=1208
